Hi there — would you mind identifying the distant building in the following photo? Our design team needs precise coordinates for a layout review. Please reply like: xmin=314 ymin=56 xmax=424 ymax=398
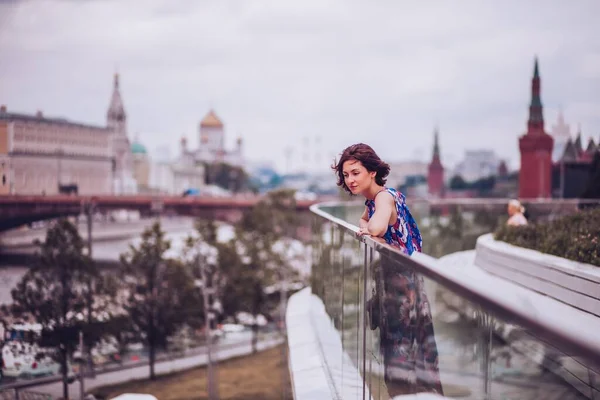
xmin=0 ymin=107 xmax=114 ymax=195
xmin=386 ymin=161 xmax=428 ymax=190
xmin=131 ymin=137 xmax=150 ymax=192
xmin=107 ymin=74 xmax=137 ymax=194
xmin=518 ymin=58 xmax=554 ymax=199
xmin=497 ymin=160 xmax=509 ymax=178
xmin=148 ymin=159 xmax=175 ymax=194
xmin=427 ymin=128 xmax=445 ymax=198
xmin=453 ymin=150 xmax=501 ymax=182
xmin=550 ymin=110 xmax=572 ymax=162
xmin=162 ymin=110 xmax=244 ymax=195
xmin=552 ymin=127 xmax=598 ymax=198
xmin=172 ymin=136 xmax=206 ymax=195
xmin=194 ymin=110 xmax=243 ymax=167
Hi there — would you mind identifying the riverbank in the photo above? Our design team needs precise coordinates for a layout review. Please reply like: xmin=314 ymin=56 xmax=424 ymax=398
xmin=0 ymin=217 xmax=195 ymax=249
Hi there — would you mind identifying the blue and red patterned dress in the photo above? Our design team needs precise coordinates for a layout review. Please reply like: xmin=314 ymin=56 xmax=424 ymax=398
xmin=364 ymin=187 xmax=423 ymax=255
xmin=365 ymin=187 xmax=442 ymax=394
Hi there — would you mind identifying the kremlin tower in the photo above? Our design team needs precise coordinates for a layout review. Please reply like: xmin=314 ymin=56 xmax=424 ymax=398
xmin=518 ymin=58 xmax=554 ymax=198
xmin=427 ymin=128 xmax=445 ymax=197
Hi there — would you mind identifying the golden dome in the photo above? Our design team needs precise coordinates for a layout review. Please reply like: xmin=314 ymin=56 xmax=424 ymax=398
xmin=200 ymin=110 xmax=223 ymax=127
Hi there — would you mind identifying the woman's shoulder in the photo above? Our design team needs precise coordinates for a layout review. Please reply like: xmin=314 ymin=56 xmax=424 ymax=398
xmin=385 ymin=187 xmax=406 ymax=203
xmin=373 ymin=187 xmax=396 ymax=204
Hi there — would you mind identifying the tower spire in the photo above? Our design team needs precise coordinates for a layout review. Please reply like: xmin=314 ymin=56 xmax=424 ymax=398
xmin=430 ymin=126 xmax=442 ymax=167
xmin=433 ymin=127 xmax=440 ymax=160
xmin=107 ymin=72 xmax=127 ymax=134
xmin=428 ymin=126 xmax=444 ymax=198
xmin=527 ymin=57 xmax=544 ymax=135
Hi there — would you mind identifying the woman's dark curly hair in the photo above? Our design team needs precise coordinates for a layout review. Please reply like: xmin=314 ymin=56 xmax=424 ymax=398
xmin=332 ymin=143 xmax=390 ymax=195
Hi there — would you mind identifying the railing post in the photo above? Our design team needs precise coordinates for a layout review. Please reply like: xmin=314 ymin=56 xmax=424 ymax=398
xmin=362 ymin=243 xmax=368 ymax=400
xmin=79 ymin=330 xmax=85 ymax=400
xmin=479 ymin=314 xmax=493 ymax=399
xmin=85 ymin=202 xmax=96 ymax=379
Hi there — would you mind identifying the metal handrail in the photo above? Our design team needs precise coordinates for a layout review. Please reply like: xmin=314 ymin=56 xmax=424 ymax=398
xmin=310 ymin=202 xmax=600 ymax=368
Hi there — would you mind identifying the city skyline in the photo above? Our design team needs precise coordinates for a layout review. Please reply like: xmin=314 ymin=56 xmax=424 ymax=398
xmin=1 ymin=1 xmax=599 ymax=173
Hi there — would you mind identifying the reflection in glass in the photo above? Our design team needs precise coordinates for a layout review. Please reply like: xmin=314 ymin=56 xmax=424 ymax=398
xmin=368 ymin=252 xmax=443 ymax=396
xmin=311 ymin=208 xmax=598 ymax=400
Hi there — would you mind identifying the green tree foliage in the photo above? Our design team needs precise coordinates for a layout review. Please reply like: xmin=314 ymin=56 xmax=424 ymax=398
xmin=420 ymin=208 xmax=501 ymax=258
xmin=448 ymin=174 xmax=496 ymax=195
xmin=11 ymin=219 xmax=98 ymax=400
xmin=183 ymin=219 xmax=223 ymax=328
xmin=119 ymin=222 xmax=201 ymax=380
xmin=449 ymin=175 xmax=468 ymax=190
xmin=494 ymin=207 xmax=600 ymax=266
xmin=229 ymin=189 xmax=300 ymax=352
xmin=205 ymin=162 xmax=249 ymax=193
xmin=183 ymin=190 xmax=303 ymax=353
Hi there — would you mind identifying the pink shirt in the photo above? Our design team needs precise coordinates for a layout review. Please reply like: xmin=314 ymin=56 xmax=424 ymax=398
xmin=507 ymin=213 xmax=528 ymax=226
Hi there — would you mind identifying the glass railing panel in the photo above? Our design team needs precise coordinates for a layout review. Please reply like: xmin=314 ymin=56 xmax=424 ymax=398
xmin=362 ymin=249 xmax=483 ymax=398
xmin=315 ymin=220 xmax=345 ymax=393
xmin=339 ymin=227 xmax=364 ymax=399
xmin=311 ymin=203 xmax=600 ymax=400
xmin=486 ymin=314 xmax=597 ymax=399
xmin=364 ymin=247 xmax=387 ymax=400
xmin=362 ymin=248 xmax=598 ymax=399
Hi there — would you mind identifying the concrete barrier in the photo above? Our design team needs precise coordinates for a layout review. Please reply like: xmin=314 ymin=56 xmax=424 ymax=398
xmin=474 ymin=233 xmax=600 ymax=319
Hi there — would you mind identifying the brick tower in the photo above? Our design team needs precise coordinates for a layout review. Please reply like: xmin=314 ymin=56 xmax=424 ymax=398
xmin=518 ymin=58 xmax=554 ymax=198
xmin=427 ymin=128 xmax=445 ymax=197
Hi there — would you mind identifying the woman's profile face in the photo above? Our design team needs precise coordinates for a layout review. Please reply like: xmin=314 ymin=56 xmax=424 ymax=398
xmin=342 ymin=159 xmax=375 ymax=195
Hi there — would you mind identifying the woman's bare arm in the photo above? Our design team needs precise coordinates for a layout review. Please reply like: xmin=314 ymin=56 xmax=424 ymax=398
xmin=359 ymin=207 xmax=369 ymax=229
xmin=366 ymin=192 xmax=394 ymax=237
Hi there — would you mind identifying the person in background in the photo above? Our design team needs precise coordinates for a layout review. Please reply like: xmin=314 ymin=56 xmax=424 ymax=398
xmin=332 ymin=143 xmax=443 ymax=395
xmin=507 ymin=199 xmax=528 ymax=226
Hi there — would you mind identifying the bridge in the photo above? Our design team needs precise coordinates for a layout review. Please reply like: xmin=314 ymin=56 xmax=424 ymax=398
xmin=0 ymin=194 xmax=320 ymax=232
xmin=1 ymin=194 xmax=597 ymax=232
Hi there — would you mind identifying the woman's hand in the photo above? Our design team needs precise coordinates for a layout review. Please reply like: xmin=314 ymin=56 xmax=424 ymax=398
xmin=357 ymin=227 xmax=370 ymax=237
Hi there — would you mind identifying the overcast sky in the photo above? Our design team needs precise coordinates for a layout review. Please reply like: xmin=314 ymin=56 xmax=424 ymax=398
xmin=1 ymin=0 xmax=599 ymax=173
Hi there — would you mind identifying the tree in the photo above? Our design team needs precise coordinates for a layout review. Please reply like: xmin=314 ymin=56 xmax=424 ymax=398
xmin=471 ymin=176 xmax=496 ymax=194
xmin=205 ymin=162 xmax=249 ymax=193
xmin=449 ymin=175 xmax=468 ymax=190
xmin=11 ymin=219 xmax=96 ymax=400
xmin=183 ymin=218 xmax=223 ymax=326
xmin=449 ymin=175 xmax=496 ymax=196
xmin=230 ymin=189 xmax=300 ymax=352
xmin=119 ymin=222 xmax=200 ymax=380
xmin=183 ymin=190 xmax=302 ymax=354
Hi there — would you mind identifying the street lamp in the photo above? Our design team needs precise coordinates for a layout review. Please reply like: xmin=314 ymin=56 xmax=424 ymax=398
xmin=195 ymin=255 xmax=219 ymax=400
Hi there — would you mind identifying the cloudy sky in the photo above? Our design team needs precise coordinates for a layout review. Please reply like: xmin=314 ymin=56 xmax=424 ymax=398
xmin=1 ymin=0 xmax=598 ymax=173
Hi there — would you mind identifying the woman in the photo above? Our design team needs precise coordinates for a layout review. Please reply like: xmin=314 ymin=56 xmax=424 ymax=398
xmin=332 ymin=143 xmax=443 ymax=395
xmin=333 ymin=143 xmax=422 ymax=254
xmin=507 ymin=199 xmax=528 ymax=226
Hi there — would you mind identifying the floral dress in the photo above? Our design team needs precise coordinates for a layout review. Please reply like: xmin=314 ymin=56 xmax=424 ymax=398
xmin=365 ymin=188 xmax=443 ymax=393
xmin=365 ymin=187 xmax=423 ymax=256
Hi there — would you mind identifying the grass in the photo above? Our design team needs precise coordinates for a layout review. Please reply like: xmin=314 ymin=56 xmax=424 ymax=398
xmin=92 ymin=345 xmax=292 ymax=400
